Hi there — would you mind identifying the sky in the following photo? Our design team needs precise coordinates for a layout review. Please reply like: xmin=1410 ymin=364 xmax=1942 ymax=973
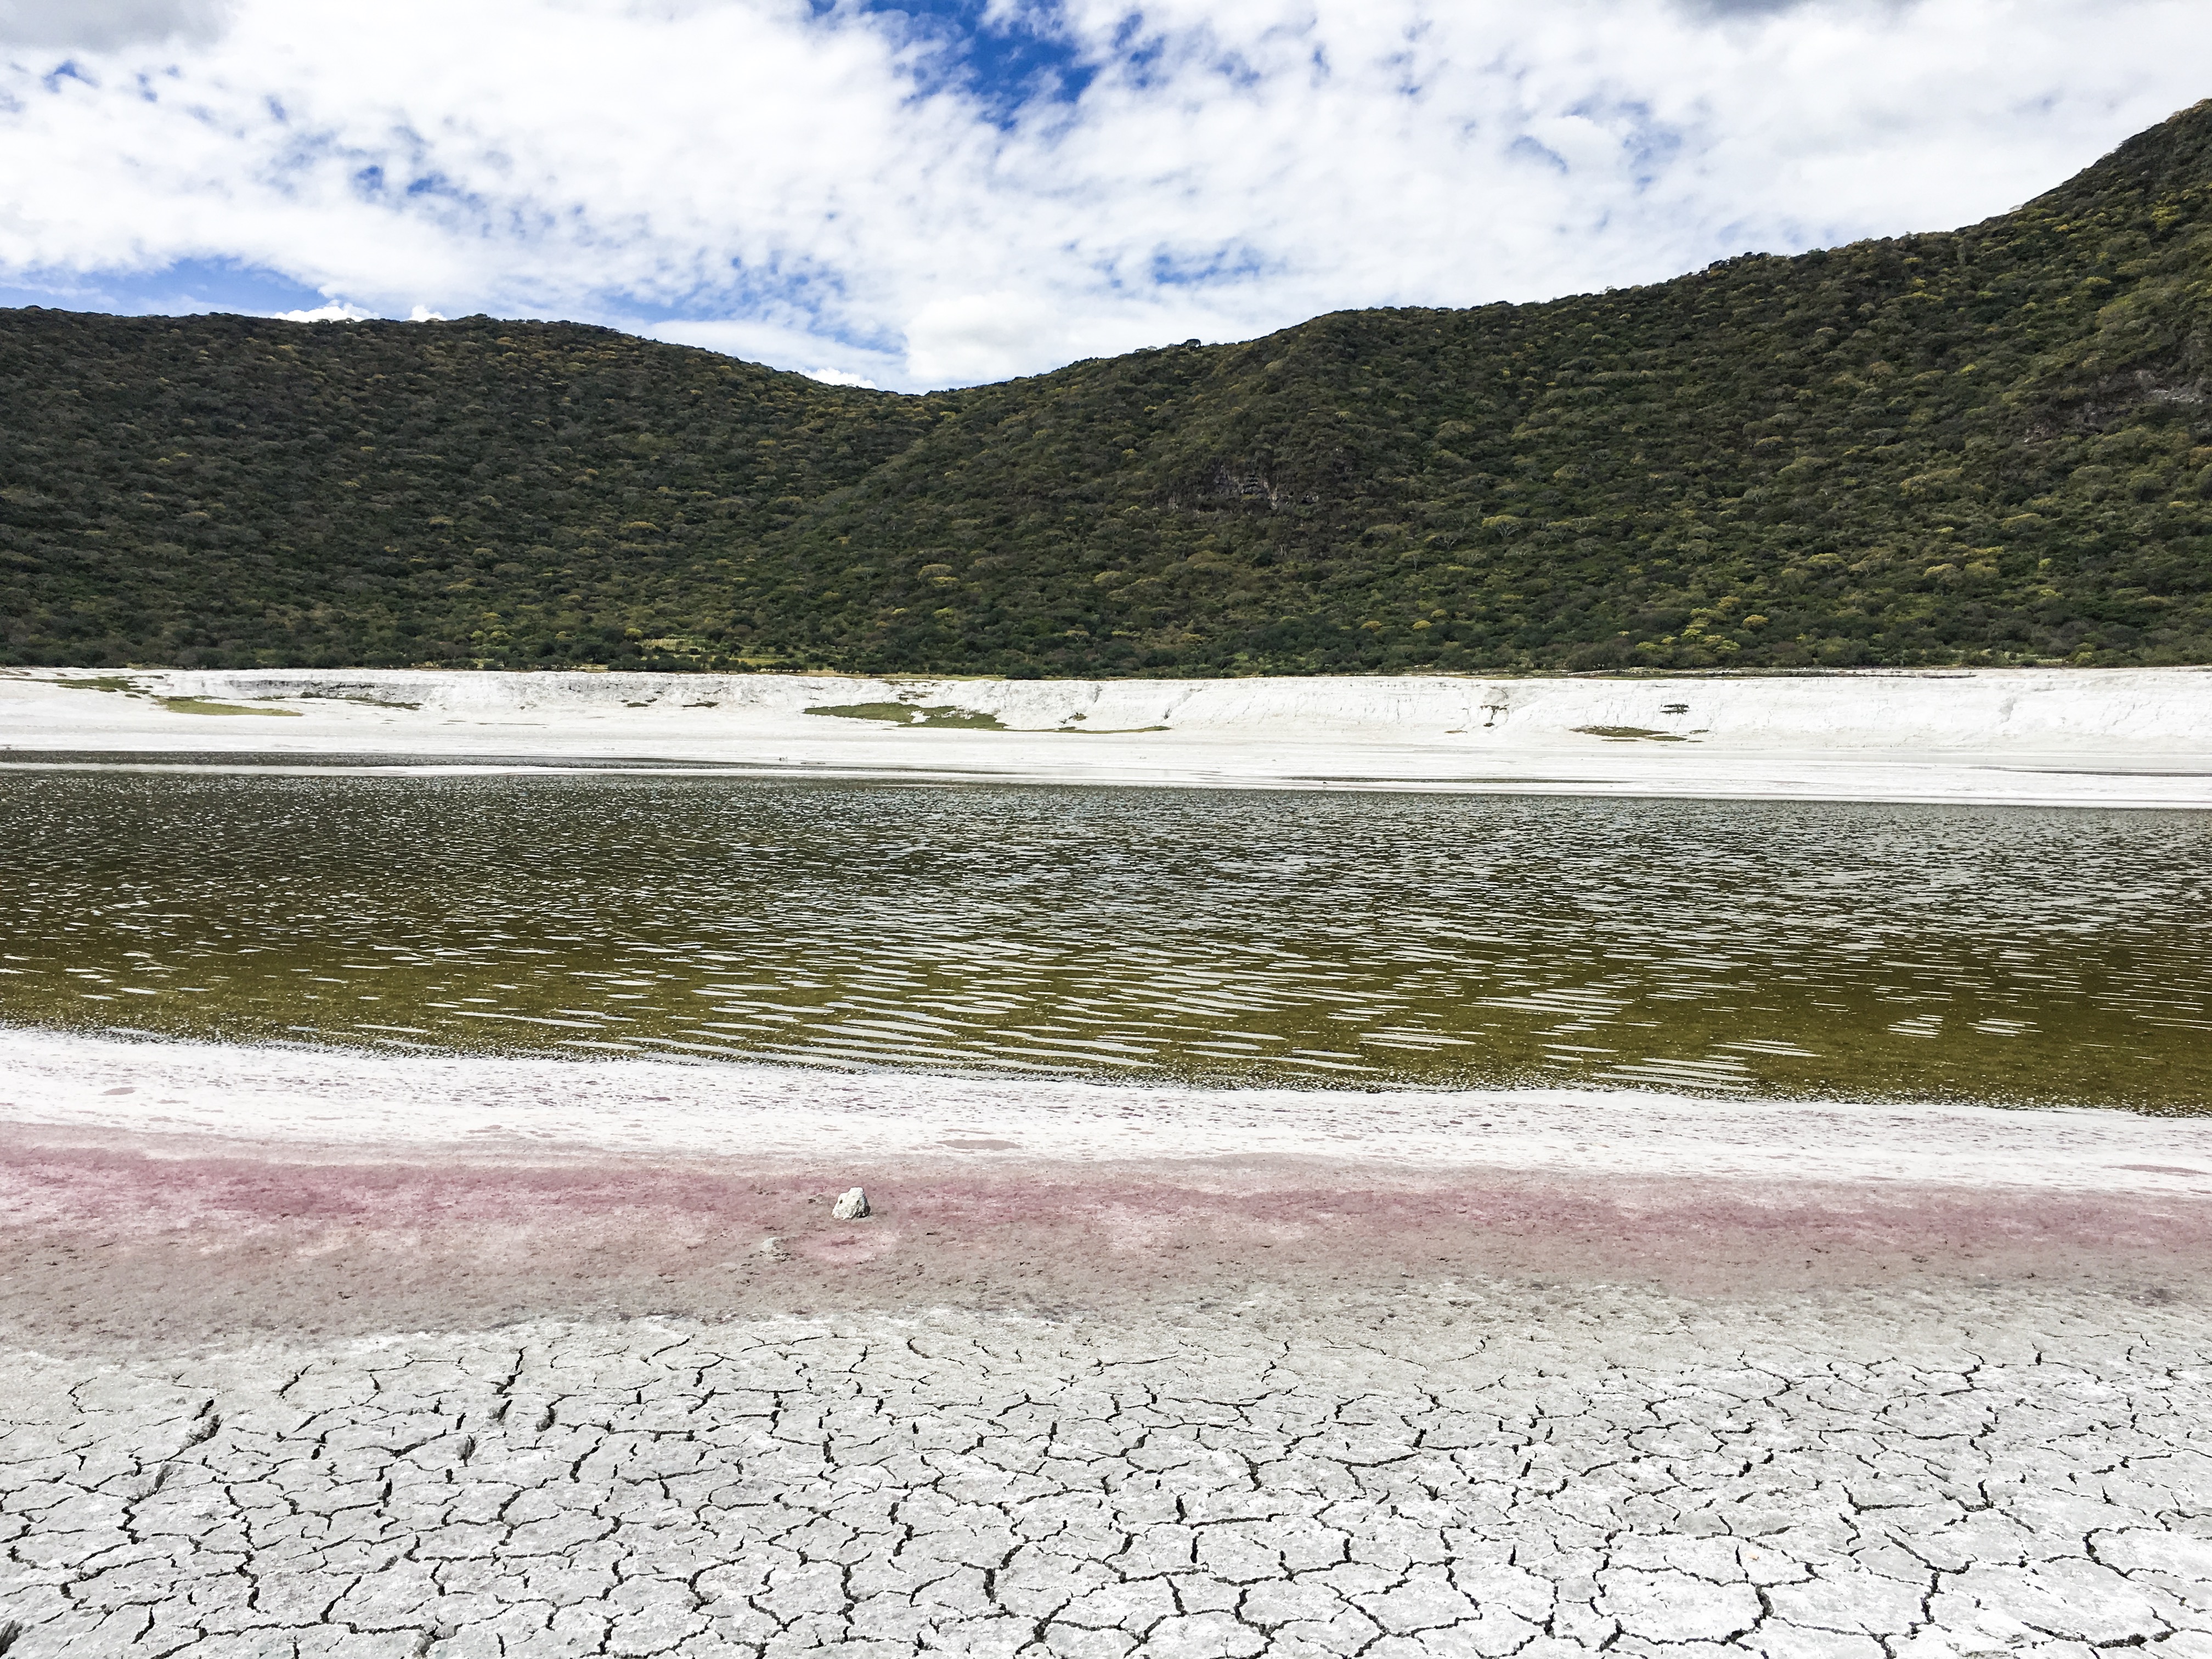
xmin=0 ymin=0 xmax=2205 ymax=391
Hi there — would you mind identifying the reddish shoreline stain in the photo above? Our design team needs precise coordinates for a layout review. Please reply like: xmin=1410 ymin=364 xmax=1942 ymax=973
xmin=2 ymin=1123 xmax=2207 ymax=1350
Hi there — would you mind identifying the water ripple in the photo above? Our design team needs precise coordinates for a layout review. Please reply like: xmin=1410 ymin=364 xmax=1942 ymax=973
xmin=0 ymin=773 xmax=2205 ymax=1109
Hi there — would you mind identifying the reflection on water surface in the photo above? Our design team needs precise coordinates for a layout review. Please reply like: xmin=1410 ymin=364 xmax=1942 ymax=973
xmin=1 ymin=770 xmax=2206 ymax=1109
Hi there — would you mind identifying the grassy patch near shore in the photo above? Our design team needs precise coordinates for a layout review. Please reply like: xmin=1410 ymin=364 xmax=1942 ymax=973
xmin=808 ymin=702 xmax=1008 ymax=730
xmin=54 ymin=675 xmax=145 ymax=695
xmin=1575 ymin=725 xmax=1696 ymax=742
xmin=159 ymin=696 xmax=302 ymax=717
xmin=294 ymin=691 xmax=424 ymax=710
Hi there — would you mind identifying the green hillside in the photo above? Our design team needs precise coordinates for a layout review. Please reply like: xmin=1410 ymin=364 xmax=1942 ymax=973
xmin=5 ymin=100 xmax=2211 ymax=676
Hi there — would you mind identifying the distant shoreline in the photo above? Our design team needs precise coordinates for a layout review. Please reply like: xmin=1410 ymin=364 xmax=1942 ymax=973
xmin=3 ymin=663 xmax=2209 ymax=807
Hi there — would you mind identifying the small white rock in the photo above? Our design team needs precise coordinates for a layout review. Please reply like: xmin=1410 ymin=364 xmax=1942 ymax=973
xmin=832 ymin=1187 xmax=870 ymax=1221
xmin=755 ymin=1236 xmax=788 ymax=1261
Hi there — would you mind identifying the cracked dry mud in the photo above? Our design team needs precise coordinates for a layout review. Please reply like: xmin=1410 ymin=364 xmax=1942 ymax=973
xmin=3 ymin=1288 xmax=2210 ymax=1659
xmin=7 ymin=1046 xmax=2212 ymax=1657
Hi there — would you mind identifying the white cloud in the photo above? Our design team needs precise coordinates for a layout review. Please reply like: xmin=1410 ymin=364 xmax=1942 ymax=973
xmin=0 ymin=0 xmax=2205 ymax=390
xmin=272 ymin=300 xmax=373 ymax=322
xmin=0 ymin=0 xmax=228 ymax=49
xmin=645 ymin=318 xmax=905 ymax=386
xmin=905 ymin=291 xmax=1071 ymax=386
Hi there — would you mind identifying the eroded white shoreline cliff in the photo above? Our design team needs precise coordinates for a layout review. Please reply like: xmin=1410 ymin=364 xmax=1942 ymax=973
xmin=4 ymin=663 xmax=2209 ymax=805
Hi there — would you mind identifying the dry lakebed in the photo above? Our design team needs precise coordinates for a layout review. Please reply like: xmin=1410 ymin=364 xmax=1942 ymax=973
xmin=1 ymin=667 xmax=2209 ymax=1658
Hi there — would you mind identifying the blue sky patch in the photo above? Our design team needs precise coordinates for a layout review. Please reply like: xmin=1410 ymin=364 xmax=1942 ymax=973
xmin=844 ymin=0 xmax=1101 ymax=125
xmin=0 ymin=258 xmax=337 ymax=318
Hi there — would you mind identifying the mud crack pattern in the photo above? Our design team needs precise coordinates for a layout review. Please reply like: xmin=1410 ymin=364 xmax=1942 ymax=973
xmin=2 ymin=1296 xmax=2209 ymax=1658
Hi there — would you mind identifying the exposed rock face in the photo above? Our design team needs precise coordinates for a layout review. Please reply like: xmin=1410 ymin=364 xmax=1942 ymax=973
xmin=831 ymin=1187 xmax=870 ymax=1220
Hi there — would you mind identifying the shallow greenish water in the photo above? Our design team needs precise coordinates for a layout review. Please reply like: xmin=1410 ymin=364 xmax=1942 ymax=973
xmin=2 ymin=769 xmax=2207 ymax=1109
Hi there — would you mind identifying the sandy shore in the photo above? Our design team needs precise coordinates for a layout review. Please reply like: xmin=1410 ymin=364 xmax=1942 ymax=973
xmin=3 ymin=1034 xmax=2210 ymax=1652
xmin=4 ymin=663 xmax=2209 ymax=805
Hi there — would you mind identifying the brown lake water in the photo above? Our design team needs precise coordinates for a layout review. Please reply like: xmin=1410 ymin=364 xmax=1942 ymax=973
xmin=1 ymin=768 xmax=2207 ymax=1109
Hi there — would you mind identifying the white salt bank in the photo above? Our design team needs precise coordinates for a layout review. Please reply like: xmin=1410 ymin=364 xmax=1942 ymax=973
xmin=2 ymin=663 xmax=2209 ymax=805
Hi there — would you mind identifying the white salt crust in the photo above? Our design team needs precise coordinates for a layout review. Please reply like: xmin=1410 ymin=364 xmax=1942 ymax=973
xmin=4 ymin=1035 xmax=2210 ymax=1655
xmin=7 ymin=1028 xmax=2211 ymax=1198
xmin=4 ymin=664 xmax=2210 ymax=806
xmin=1 ymin=1292 xmax=2208 ymax=1658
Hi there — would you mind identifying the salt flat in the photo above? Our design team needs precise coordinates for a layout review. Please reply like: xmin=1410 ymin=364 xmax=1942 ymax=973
xmin=2 ymin=1036 xmax=2210 ymax=1654
xmin=3 ymin=663 xmax=2208 ymax=805
xmin=3 ymin=1291 xmax=2209 ymax=1659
